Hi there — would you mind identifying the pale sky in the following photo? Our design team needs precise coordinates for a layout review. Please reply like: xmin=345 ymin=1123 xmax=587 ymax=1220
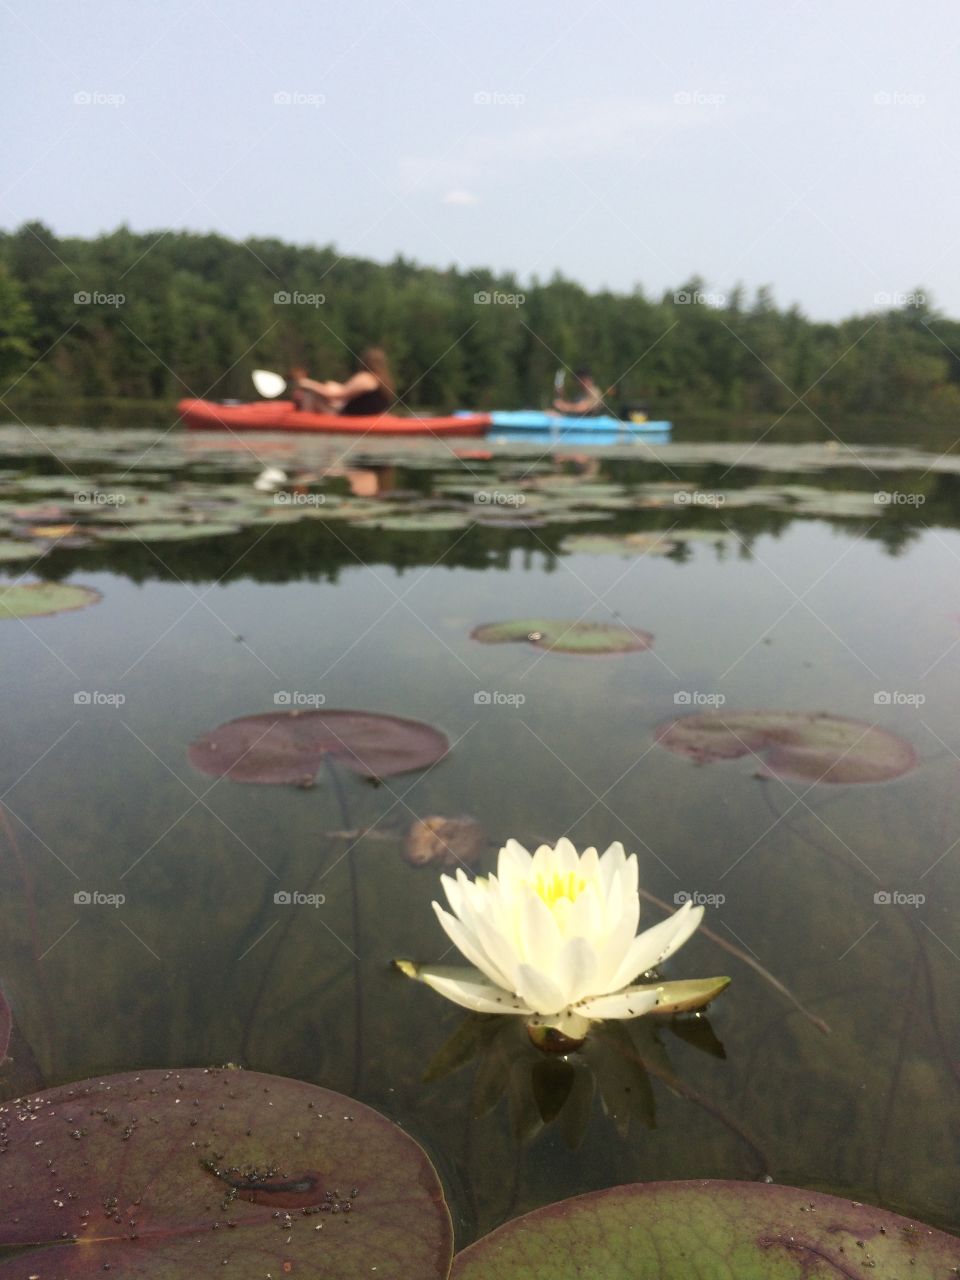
xmin=3 ymin=0 xmax=959 ymax=319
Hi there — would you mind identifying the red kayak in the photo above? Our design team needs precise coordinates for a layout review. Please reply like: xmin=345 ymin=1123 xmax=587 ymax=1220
xmin=178 ymin=398 xmax=490 ymax=436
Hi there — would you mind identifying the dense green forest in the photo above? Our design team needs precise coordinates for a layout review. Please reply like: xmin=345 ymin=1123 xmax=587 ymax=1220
xmin=1 ymin=221 xmax=959 ymax=421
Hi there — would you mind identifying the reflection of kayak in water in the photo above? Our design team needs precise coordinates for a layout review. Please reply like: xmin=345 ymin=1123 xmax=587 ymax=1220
xmin=178 ymin=398 xmax=491 ymax=436
xmin=492 ymin=427 xmax=672 ymax=447
xmin=485 ymin=410 xmax=672 ymax=433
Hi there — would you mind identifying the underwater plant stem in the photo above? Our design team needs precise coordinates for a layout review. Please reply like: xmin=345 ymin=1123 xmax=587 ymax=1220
xmin=0 ymin=804 xmax=54 ymax=1072
xmin=325 ymin=757 xmax=364 ymax=1096
xmin=608 ymin=1035 xmax=771 ymax=1176
xmin=637 ymin=887 xmax=831 ymax=1035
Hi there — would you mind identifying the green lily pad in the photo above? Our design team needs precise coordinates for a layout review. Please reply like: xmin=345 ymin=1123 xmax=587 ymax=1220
xmin=450 ymin=1180 xmax=960 ymax=1278
xmin=0 ymin=1068 xmax=453 ymax=1279
xmin=350 ymin=511 xmax=473 ymax=532
xmin=656 ymin=711 xmax=918 ymax=784
xmin=95 ymin=521 xmax=242 ymax=542
xmin=471 ymin=619 xmax=653 ymax=654
xmin=0 ymin=582 xmax=101 ymax=620
xmin=561 ymin=532 xmax=680 ymax=557
xmin=0 ymin=539 xmax=42 ymax=563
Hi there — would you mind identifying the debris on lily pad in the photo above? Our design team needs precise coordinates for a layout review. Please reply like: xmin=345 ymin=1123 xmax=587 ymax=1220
xmin=656 ymin=710 xmax=918 ymax=784
xmin=471 ymin=618 xmax=653 ymax=654
xmin=404 ymin=816 xmax=488 ymax=869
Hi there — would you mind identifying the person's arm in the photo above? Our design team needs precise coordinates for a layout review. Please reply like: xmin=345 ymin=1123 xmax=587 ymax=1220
xmin=301 ymin=371 xmax=378 ymax=400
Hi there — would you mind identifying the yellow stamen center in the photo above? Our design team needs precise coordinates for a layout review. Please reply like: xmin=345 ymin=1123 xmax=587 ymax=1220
xmin=534 ymin=870 xmax=587 ymax=908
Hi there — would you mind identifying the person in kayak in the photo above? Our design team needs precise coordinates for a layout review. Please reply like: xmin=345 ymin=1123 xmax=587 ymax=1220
xmin=552 ymin=368 xmax=605 ymax=417
xmin=294 ymin=347 xmax=396 ymax=415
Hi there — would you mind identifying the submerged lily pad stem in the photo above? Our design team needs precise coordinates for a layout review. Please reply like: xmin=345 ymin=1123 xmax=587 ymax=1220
xmin=637 ymin=887 xmax=831 ymax=1036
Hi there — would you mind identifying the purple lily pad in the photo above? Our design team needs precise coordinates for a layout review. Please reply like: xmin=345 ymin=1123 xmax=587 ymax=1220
xmin=0 ymin=1068 xmax=453 ymax=1278
xmin=450 ymin=1180 xmax=960 ymax=1278
xmin=655 ymin=711 xmax=917 ymax=784
xmin=189 ymin=709 xmax=449 ymax=785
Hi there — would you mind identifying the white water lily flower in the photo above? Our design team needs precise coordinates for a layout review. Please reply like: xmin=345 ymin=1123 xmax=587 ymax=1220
xmin=400 ymin=837 xmax=719 ymax=1042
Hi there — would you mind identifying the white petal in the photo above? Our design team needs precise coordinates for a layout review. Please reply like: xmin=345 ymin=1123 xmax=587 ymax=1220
xmin=579 ymin=845 xmax=600 ymax=884
xmin=518 ymin=886 xmax=563 ymax=970
xmin=563 ymin=881 xmax=603 ymax=945
xmin=414 ymin=966 xmax=531 ymax=1015
xmin=606 ymin=901 xmax=704 ymax=992
xmin=497 ymin=838 xmax=532 ymax=881
xmin=514 ymin=963 xmax=568 ymax=1014
xmin=576 ymin=985 xmax=661 ymax=1020
xmin=593 ymin=893 xmax=641 ymax=991
xmin=552 ymin=836 xmax=580 ymax=874
xmin=432 ymin=902 xmax=513 ymax=990
xmin=553 ymin=935 xmax=600 ymax=1005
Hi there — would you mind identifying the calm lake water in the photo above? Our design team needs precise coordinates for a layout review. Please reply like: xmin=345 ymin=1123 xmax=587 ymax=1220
xmin=0 ymin=419 xmax=958 ymax=1242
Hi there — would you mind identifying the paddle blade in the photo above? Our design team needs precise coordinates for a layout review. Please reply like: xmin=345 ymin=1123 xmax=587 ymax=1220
xmin=252 ymin=368 xmax=287 ymax=398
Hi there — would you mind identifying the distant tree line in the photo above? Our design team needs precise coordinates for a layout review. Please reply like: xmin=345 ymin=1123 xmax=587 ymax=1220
xmin=1 ymin=221 xmax=959 ymax=421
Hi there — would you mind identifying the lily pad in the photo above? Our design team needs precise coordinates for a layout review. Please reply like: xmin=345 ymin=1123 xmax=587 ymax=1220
xmin=0 ymin=582 xmax=102 ymax=620
xmin=0 ymin=540 xmax=41 ymax=564
xmin=561 ymin=532 xmax=680 ymax=557
xmin=450 ymin=1180 xmax=960 ymax=1278
xmin=95 ymin=521 xmax=242 ymax=542
xmin=0 ymin=1068 xmax=453 ymax=1279
xmin=656 ymin=711 xmax=917 ymax=784
xmin=471 ymin=619 xmax=653 ymax=654
xmin=404 ymin=816 xmax=488 ymax=869
xmin=350 ymin=511 xmax=473 ymax=532
xmin=189 ymin=708 xmax=450 ymax=785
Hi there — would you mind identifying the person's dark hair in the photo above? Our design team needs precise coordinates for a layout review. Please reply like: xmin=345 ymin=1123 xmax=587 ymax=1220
xmin=358 ymin=346 xmax=396 ymax=398
xmin=575 ymin=366 xmax=592 ymax=380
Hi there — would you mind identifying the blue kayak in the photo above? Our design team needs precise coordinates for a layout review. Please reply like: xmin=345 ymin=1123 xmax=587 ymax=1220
xmin=492 ymin=427 xmax=672 ymax=447
xmin=488 ymin=410 xmax=672 ymax=434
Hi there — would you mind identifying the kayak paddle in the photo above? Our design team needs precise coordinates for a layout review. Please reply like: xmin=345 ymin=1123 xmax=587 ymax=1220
xmin=252 ymin=368 xmax=287 ymax=399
